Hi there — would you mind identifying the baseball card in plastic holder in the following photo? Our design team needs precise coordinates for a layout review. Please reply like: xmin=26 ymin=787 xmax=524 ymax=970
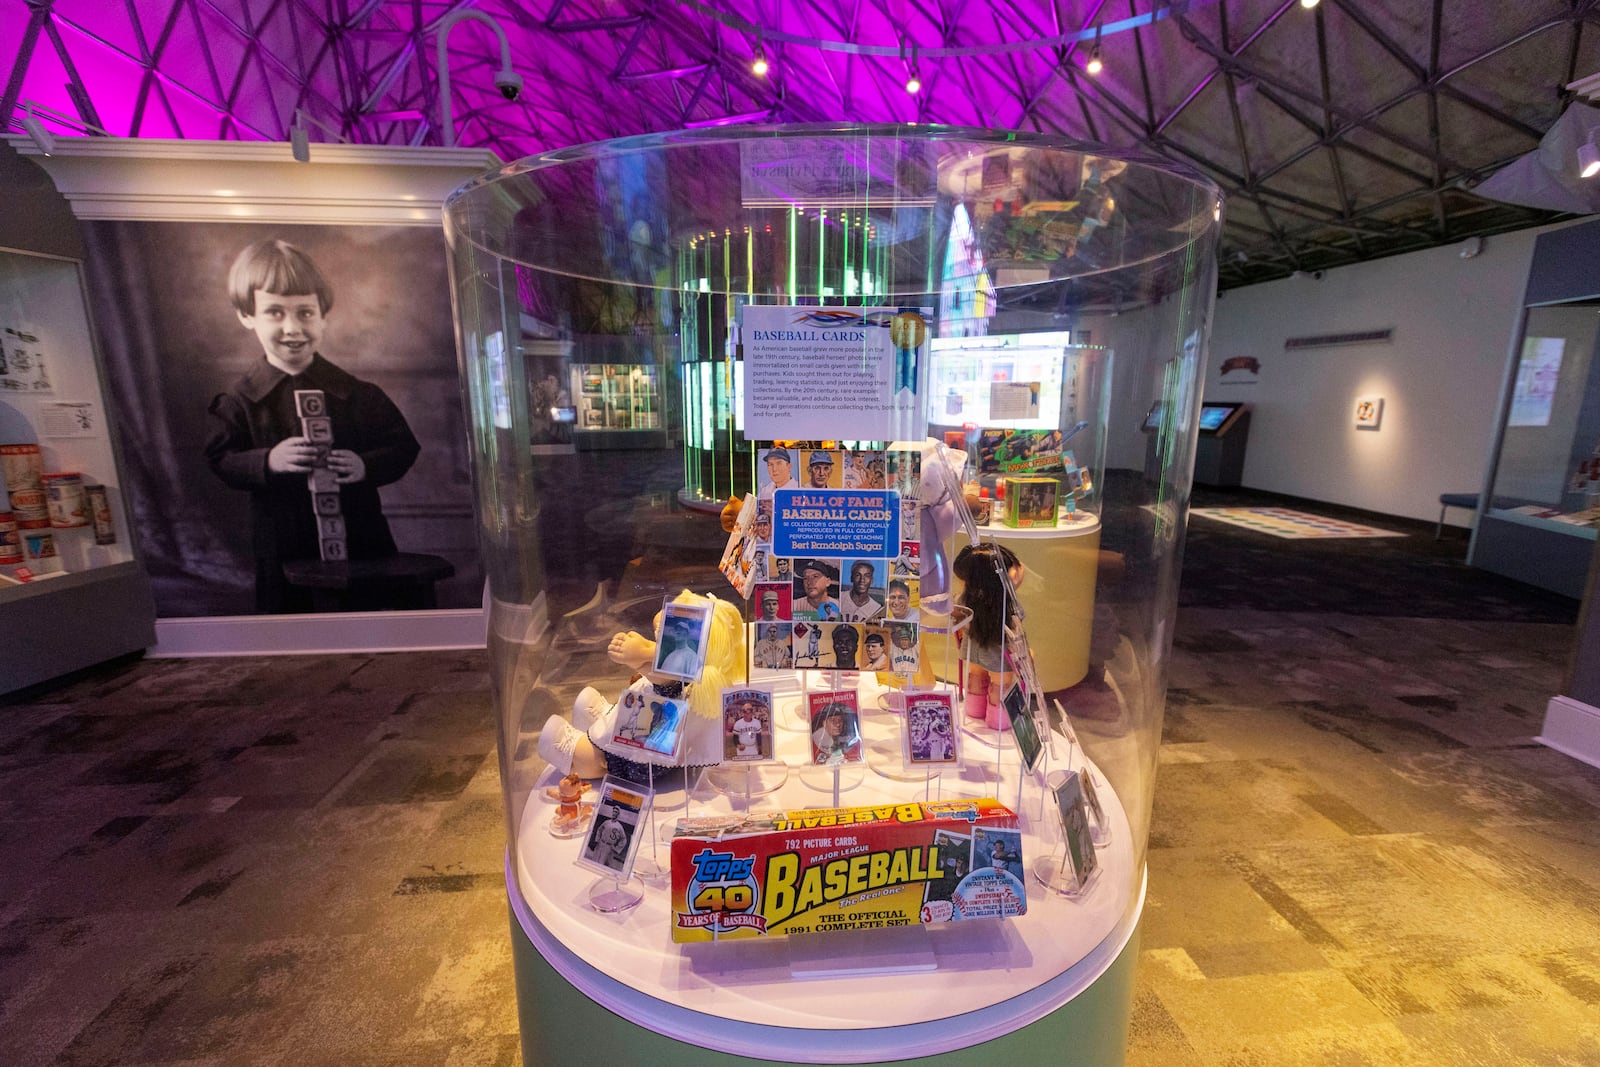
xmin=903 ymin=692 xmax=961 ymax=769
xmin=722 ymin=688 xmax=775 ymax=762
xmin=807 ymin=691 xmax=863 ymax=765
xmin=576 ymin=778 xmax=651 ymax=881
xmin=653 ymin=598 xmax=713 ymax=681
xmin=1052 ymin=770 xmax=1100 ymax=890
xmin=1003 ymin=684 xmax=1044 ymax=772
xmin=610 ymin=688 xmax=689 ymax=762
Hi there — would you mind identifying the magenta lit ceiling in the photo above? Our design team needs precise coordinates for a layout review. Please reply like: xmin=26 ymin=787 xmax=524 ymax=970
xmin=5 ymin=1 xmax=1600 ymax=285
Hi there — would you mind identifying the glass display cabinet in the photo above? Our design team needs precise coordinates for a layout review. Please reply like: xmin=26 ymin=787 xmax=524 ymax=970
xmin=444 ymin=126 xmax=1219 ymax=1065
xmin=1473 ymin=218 xmax=1600 ymax=600
xmin=0 ymin=245 xmax=155 ymax=694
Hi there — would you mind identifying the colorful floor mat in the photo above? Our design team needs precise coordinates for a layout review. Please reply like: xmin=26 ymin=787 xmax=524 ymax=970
xmin=1189 ymin=506 xmax=1404 ymax=539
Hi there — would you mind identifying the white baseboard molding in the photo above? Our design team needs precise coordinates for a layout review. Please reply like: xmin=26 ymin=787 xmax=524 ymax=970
xmin=1537 ymin=695 xmax=1600 ymax=771
xmin=150 ymin=606 xmax=488 ymax=657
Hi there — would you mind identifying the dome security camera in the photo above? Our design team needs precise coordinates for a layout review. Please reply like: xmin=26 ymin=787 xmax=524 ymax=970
xmin=1311 ymin=269 xmax=1325 ymax=280
xmin=494 ymin=69 xmax=524 ymax=102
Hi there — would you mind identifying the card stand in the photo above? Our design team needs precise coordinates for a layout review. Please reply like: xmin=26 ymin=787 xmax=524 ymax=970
xmin=705 ymin=760 xmax=790 ymax=799
xmin=647 ymin=762 xmax=692 ymax=851
xmin=797 ymin=759 xmax=866 ymax=798
xmin=865 ymin=736 xmax=936 ymax=782
xmin=587 ymin=874 xmax=645 ymax=913
xmin=1030 ymin=849 xmax=1101 ymax=899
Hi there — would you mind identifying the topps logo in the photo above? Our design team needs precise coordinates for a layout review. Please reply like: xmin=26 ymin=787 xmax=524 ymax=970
xmin=689 ymin=849 xmax=754 ymax=883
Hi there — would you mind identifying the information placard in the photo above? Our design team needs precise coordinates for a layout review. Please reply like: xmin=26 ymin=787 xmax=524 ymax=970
xmin=741 ymin=305 xmax=928 ymax=441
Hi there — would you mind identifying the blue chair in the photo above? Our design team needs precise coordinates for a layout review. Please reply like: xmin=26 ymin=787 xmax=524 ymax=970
xmin=1436 ymin=493 xmax=1479 ymax=539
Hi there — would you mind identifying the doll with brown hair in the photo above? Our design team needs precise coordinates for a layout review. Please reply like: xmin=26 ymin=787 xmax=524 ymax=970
xmin=538 ymin=591 xmax=746 ymax=786
xmin=953 ymin=542 xmax=1025 ymax=731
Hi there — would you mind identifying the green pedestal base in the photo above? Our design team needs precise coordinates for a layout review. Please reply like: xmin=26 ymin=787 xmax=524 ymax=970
xmin=509 ymin=902 xmax=1139 ymax=1066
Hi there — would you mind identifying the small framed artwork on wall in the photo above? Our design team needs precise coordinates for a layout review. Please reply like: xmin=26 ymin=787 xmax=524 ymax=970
xmin=1354 ymin=396 xmax=1384 ymax=430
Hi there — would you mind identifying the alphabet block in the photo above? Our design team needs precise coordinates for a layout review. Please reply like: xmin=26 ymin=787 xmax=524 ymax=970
xmin=313 ymin=492 xmax=342 ymax=516
xmin=294 ymin=390 xmax=327 ymax=418
xmin=301 ymin=416 xmax=333 ymax=443
xmin=318 ymin=514 xmax=347 ymax=538
xmin=307 ymin=468 xmax=338 ymax=493
xmin=319 ymin=537 xmax=348 ymax=561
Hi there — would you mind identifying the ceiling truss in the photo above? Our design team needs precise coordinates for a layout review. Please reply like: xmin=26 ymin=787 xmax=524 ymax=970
xmin=5 ymin=0 xmax=1599 ymax=287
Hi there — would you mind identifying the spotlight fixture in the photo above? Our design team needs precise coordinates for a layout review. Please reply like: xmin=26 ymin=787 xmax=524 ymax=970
xmin=21 ymin=102 xmax=53 ymax=156
xmin=752 ymin=44 xmax=769 ymax=77
xmin=1580 ymin=133 xmax=1600 ymax=179
xmin=1086 ymin=26 xmax=1103 ymax=76
xmin=1300 ymin=0 xmax=1320 ymax=8
xmin=904 ymin=43 xmax=921 ymax=95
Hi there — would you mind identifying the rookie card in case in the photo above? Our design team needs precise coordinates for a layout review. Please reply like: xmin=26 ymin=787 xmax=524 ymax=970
xmin=669 ymin=798 xmax=1026 ymax=941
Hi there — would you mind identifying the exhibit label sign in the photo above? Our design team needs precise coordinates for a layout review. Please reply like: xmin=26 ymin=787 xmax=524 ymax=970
xmin=741 ymin=305 xmax=929 ymax=442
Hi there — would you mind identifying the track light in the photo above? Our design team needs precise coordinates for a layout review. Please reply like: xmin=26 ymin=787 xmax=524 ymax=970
xmin=1580 ymin=133 xmax=1600 ymax=179
xmin=21 ymin=103 xmax=53 ymax=155
xmin=1086 ymin=26 xmax=1103 ymax=76
xmin=752 ymin=45 xmax=769 ymax=77
xmin=1300 ymin=0 xmax=1320 ymax=8
xmin=904 ymin=42 xmax=921 ymax=94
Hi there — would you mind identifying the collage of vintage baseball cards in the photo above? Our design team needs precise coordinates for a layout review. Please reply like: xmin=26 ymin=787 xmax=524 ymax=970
xmin=740 ymin=445 xmax=926 ymax=679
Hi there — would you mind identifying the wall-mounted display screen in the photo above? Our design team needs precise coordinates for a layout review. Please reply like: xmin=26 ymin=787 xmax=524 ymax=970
xmin=927 ymin=330 xmax=1071 ymax=431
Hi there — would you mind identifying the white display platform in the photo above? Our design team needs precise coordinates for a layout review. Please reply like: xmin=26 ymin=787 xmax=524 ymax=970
xmin=510 ymin=673 xmax=1137 ymax=1060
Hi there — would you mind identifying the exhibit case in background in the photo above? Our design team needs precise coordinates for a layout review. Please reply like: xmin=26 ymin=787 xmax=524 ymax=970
xmin=444 ymin=126 xmax=1219 ymax=1064
xmin=0 ymin=245 xmax=155 ymax=694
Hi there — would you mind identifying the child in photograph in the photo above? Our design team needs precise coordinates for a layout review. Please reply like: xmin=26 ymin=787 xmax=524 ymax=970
xmin=205 ymin=239 xmax=421 ymax=613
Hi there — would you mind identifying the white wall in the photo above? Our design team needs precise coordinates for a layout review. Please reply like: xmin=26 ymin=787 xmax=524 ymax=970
xmin=1200 ymin=227 xmax=1565 ymax=522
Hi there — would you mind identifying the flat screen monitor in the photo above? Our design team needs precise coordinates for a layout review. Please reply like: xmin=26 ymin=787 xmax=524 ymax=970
xmin=1198 ymin=402 xmax=1243 ymax=434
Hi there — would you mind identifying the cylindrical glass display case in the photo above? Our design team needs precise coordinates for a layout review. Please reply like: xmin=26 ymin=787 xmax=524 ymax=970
xmin=444 ymin=126 xmax=1219 ymax=1064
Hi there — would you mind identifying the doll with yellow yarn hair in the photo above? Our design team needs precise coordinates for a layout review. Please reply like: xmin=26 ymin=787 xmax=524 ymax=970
xmin=539 ymin=591 xmax=745 ymax=784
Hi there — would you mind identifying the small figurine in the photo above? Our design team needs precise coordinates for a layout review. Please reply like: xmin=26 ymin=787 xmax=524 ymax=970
xmin=538 ymin=591 xmax=745 ymax=783
xmin=953 ymin=542 xmax=1025 ymax=730
xmin=545 ymin=773 xmax=594 ymax=838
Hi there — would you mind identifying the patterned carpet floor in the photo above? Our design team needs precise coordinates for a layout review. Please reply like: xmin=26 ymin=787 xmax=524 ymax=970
xmin=0 ymin=475 xmax=1591 ymax=1066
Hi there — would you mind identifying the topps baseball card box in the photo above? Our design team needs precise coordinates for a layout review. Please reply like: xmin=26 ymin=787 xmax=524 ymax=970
xmin=669 ymin=797 xmax=1027 ymax=942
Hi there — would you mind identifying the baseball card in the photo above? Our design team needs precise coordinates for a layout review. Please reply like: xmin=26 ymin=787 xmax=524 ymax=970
xmin=722 ymin=688 xmax=775 ymax=762
xmin=610 ymin=688 xmax=689 ymax=762
xmin=1053 ymin=770 xmax=1099 ymax=888
xmin=577 ymin=778 xmax=651 ymax=880
xmin=670 ymin=797 xmax=1026 ymax=941
xmin=1004 ymin=684 xmax=1044 ymax=772
xmin=654 ymin=599 xmax=713 ymax=681
xmin=808 ymin=691 xmax=863 ymax=765
xmin=904 ymin=692 xmax=960 ymax=768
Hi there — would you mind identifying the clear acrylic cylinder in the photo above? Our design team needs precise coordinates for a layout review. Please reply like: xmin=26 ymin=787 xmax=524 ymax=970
xmin=443 ymin=125 xmax=1219 ymax=1063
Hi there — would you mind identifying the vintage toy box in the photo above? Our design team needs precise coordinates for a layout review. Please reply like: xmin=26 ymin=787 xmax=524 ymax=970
xmin=669 ymin=797 xmax=1027 ymax=942
xmin=1003 ymin=476 xmax=1059 ymax=528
